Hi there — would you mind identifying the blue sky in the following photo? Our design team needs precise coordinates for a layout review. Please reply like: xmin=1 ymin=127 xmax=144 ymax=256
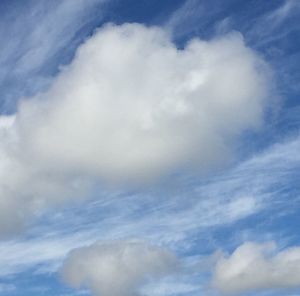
xmin=0 ymin=1 xmax=300 ymax=296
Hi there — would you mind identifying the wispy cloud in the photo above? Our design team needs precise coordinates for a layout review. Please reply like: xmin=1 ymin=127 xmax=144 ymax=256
xmin=245 ymin=0 xmax=300 ymax=48
xmin=1 ymin=132 xmax=299 ymax=283
xmin=0 ymin=0 xmax=107 ymax=113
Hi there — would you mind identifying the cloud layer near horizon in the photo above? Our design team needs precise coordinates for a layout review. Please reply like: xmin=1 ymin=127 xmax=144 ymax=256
xmin=0 ymin=23 xmax=271 ymax=237
xmin=61 ymin=240 xmax=177 ymax=296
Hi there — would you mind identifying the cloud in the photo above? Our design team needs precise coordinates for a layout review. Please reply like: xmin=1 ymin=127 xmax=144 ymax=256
xmin=267 ymin=0 xmax=300 ymax=26
xmin=244 ymin=0 xmax=300 ymax=50
xmin=0 ymin=231 xmax=97 ymax=277
xmin=0 ymin=0 xmax=107 ymax=113
xmin=0 ymin=23 xmax=271 ymax=237
xmin=1 ymin=133 xmax=299 ymax=280
xmin=17 ymin=23 xmax=270 ymax=182
xmin=212 ymin=242 xmax=300 ymax=294
xmin=61 ymin=240 xmax=178 ymax=296
xmin=0 ymin=114 xmax=92 ymax=237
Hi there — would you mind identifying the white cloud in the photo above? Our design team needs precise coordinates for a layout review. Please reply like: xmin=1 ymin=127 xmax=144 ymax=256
xmin=61 ymin=240 xmax=178 ymax=296
xmin=0 ymin=115 xmax=92 ymax=237
xmin=17 ymin=23 xmax=270 ymax=182
xmin=1 ymin=133 xmax=299 ymax=279
xmin=0 ymin=23 xmax=271 ymax=236
xmin=212 ymin=242 xmax=300 ymax=294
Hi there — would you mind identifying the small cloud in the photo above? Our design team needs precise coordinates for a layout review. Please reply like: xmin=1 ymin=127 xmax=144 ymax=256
xmin=61 ymin=240 xmax=178 ymax=296
xmin=212 ymin=241 xmax=300 ymax=294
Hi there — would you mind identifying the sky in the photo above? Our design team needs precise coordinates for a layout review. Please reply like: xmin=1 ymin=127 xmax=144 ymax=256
xmin=0 ymin=0 xmax=299 ymax=295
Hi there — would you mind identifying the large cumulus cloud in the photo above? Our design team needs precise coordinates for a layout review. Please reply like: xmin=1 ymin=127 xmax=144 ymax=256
xmin=0 ymin=23 xmax=271 ymax=236
xmin=18 ymin=23 xmax=270 ymax=182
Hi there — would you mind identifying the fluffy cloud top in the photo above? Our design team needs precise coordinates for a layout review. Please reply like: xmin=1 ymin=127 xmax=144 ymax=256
xmin=212 ymin=242 xmax=300 ymax=294
xmin=0 ymin=23 xmax=271 ymax=236
xmin=61 ymin=240 xmax=177 ymax=296
xmin=18 ymin=23 xmax=270 ymax=182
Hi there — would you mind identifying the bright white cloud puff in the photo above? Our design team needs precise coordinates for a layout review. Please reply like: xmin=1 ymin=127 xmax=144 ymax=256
xmin=213 ymin=242 xmax=300 ymax=294
xmin=0 ymin=23 xmax=271 ymax=237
